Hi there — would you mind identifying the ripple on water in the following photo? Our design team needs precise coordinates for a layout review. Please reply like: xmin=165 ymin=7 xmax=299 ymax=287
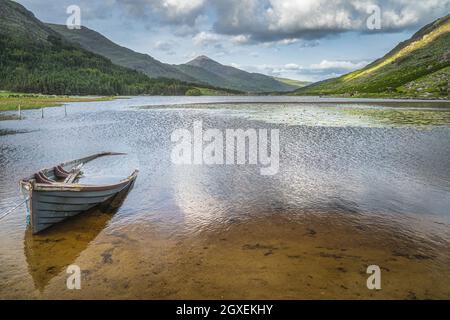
xmin=0 ymin=98 xmax=449 ymax=299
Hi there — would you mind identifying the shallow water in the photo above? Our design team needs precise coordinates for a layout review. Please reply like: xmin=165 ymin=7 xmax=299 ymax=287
xmin=0 ymin=96 xmax=450 ymax=299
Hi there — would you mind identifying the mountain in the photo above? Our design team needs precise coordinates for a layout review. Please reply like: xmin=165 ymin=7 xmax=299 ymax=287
xmin=274 ymin=77 xmax=311 ymax=88
xmin=0 ymin=0 xmax=211 ymax=96
xmin=47 ymin=24 xmax=196 ymax=83
xmin=46 ymin=24 xmax=297 ymax=93
xmin=295 ymin=14 xmax=450 ymax=99
xmin=176 ymin=55 xmax=297 ymax=93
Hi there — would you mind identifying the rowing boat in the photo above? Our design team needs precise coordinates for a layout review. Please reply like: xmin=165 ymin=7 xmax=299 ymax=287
xmin=20 ymin=152 xmax=138 ymax=234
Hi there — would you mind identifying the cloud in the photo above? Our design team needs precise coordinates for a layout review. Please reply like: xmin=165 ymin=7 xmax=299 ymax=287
xmin=300 ymin=60 xmax=371 ymax=79
xmin=212 ymin=0 xmax=450 ymax=42
xmin=239 ymin=59 xmax=371 ymax=81
xmin=16 ymin=0 xmax=117 ymax=22
xmin=282 ymin=63 xmax=299 ymax=70
xmin=156 ymin=0 xmax=206 ymax=24
xmin=277 ymin=38 xmax=299 ymax=45
xmin=154 ymin=40 xmax=174 ymax=51
xmin=192 ymin=31 xmax=221 ymax=46
xmin=310 ymin=60 xmax=370 ymax=71
xmin=262 ymin=39 xmax=320 ymax=48
xmin=153 ymin=40 xmax=177 ymax=55
xmin=230 ymin=35 xmax=320 ymax=47
xmin=18 ymin=0 xmax=450 ymax=43
xmin=117 ymin=0 xmax=207 ymax=25
xmin=231 ymin=35 xmax=251 ymax=45
xmin=113 ymin=0 xmax=450 ymax=43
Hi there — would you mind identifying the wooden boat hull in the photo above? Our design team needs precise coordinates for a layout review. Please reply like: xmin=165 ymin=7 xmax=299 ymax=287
xmin=20 ymin=153 xmax=138 ymax=234
xmin=24 ymin=184 xmax=133 ymax=291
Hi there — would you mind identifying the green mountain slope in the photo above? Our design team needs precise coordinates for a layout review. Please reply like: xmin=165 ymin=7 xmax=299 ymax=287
xmin=0 ymin=0 xmax=206 ymax=96
xmin=176 ymin=55 xmax=297 ymax=93
xmin=295 ymin=14 xmax=450 ymax=99
xmin=274 ymin=77 xmax=311 ymax=88
xmin=47 ymin=24 xmax=197 ymax=83
xmin=45 ymin=24 xmax=297 ymax=93
xmin=175 ymin=63 xmax=237 ymax=89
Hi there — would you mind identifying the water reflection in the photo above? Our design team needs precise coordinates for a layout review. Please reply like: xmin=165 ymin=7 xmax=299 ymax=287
xmin=23 ymin=184 xmax=134 ymax=291
xmin=341 ymin=107 xmax=450 ymax=127
xmin=149 ymin=103 xmax=450 ymax=128
xmin=0 ymin=96 xmax=449 ymax=298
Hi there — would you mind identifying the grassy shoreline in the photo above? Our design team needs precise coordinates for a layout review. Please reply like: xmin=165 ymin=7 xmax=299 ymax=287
xmin=0 ymin=91 xmax=116 ymax=112
xmin=291 ymin=91 xmax=449 ymax=100
xmin=2 ymin=91 xmax=448 ymax=114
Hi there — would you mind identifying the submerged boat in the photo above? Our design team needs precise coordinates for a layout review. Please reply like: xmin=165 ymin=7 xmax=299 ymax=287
xmin=20 ymin=152 xmax=138 ymax=234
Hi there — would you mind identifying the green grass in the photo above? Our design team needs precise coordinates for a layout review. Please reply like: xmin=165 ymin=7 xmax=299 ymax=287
xmin=0 ymin=91 xmax=115 ymax=111
xmin=0 ymin=0 xmax=230 ymax=97
xmin=342 ymin=107 xmax=450 ymax=127
xmin=397 ymin=66 xmax=450 ymax=98
xmin=294 ymin=15 xmax=450 ymax=99
xmin=274 ymin=77 xmax=310 ymax=88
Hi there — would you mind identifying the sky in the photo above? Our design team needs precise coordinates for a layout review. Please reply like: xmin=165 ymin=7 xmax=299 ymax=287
xmin=15 ymin=0 xmax=450 ymax=82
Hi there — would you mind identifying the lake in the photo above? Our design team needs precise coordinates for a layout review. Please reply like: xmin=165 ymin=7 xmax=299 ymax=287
xmin=0 ymin=96 xmax=450 ymax=299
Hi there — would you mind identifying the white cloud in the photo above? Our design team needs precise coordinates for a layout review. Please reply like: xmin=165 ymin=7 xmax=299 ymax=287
xmin=231 ymin=34 xmax=251 ymax=45
xmin=277 ymin=38 xmax=299 ymax=45
xmin=160 ymin=0 xmax=205 ymax=16
xmin=284 ymin=63 xmax=301 ymax=70
xmin=237 ymin=59 xmax=371 ymax=81
xmin=115 ymin=0 xmax=207 ymax=26
xmin=152 ymin=0 xmax=206 ymax=21
xmin=154 ymin=40 xmax=174 ymax=51
xmin=310 ymin=60 xmax=369 ymax=70
xmin=20 ymin=0 xmax=450 ymax=42
xmin=193 ymin=31 xmax=221 ymax=46
xmin=212 ymin=0 xmax=450 ymax=41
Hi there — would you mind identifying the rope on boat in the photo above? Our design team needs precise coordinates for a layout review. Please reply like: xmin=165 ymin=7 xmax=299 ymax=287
xmin=0 ymin=198 xmax=29 ymax=221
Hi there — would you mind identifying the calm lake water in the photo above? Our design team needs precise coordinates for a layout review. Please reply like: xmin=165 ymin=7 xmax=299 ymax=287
xmin=1 ymin=96 xmax=450 ymax=299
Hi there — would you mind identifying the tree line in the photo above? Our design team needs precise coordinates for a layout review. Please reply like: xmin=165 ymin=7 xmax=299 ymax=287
xmin=0 ymin=34 xmax=203 ymax=96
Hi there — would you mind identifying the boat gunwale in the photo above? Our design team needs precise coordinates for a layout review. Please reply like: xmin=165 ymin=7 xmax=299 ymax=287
xmin=19 ymin=152 xmax=138 ymax=192
xmin=20 ymin=152 xmax=128 ymax=182
xmin=18 ymin=152 xmax=137 ymax=234
xmin=30 ymin=169 xmax=138 ymax=192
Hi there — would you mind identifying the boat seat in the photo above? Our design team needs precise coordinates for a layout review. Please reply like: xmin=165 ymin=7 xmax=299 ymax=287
xmin=54 ymin=165 xmax=70 ymax=179
xmin=35 ymin=171 xmax=55 ymax=184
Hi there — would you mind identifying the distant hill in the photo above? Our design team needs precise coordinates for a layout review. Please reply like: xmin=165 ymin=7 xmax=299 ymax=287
xmin=274 ymin=77 xmax=311 ymax=88
xmin=47 ymin=24 xmax=197 ymax=83
xmin=295 ymin=14 xmax=450 ymax=99
xmin=0 ymin=0 xmax=208 ymax=96
xmin=176 ymin=55 xmax=297 ymax=93
xmin=46 ymin=24 xmax=298 ymax=93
